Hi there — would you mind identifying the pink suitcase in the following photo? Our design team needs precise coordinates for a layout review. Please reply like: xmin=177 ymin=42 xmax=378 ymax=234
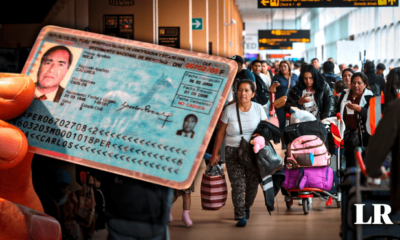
xmin=285 ymin=135 xmax=330 ymax=169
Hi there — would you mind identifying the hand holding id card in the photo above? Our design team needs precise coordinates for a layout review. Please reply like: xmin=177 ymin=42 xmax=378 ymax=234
xmin=344 ymin=101 xmax=355 ymax=115
xmin=11 ymin=26 xmax=237 ymax=189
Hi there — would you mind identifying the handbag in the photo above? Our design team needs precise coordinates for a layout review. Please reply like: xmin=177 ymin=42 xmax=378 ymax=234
xmin=236 ymin=103 xmax=258 ymax=172
xmin=256 ymin=142 xmax=283 ymax=177
xmin=200 ymin=164 xmax=228 ymax=210
xmin=343 ymin=127 xmax=360 ymax=147
xmin=274 ymin=76 xmax=291 ymax=109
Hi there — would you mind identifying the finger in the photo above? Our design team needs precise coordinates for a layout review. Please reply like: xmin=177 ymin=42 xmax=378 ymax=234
xmin=210 ymin=159 xmax=216 ymax=166
xmin=0 ymin=73 xmax=35 ymax=121
xmin=0 ymin=120 xmax=29 ymax=170
xmin=0 ymin=198 xmax=61 ymax=240
xmin=0 ymin=120 xmax=43 ymax=212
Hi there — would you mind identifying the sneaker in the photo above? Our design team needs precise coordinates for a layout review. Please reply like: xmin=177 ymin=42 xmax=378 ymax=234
xmin=182 ymin=210 xmax=192 ymax=226
xmin=236 ymin=217 xmax=247 ymax=227
xmin=244 ymin=208 xmax=250 ymax=219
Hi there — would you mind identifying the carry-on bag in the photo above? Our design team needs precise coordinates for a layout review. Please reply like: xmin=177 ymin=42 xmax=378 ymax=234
xmin=283 ymin=120 xmax=329 ymax=145
xmin=200 ymin=164 xmax=228 ymax=210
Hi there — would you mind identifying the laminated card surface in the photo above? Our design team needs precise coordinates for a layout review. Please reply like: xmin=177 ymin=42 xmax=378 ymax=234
xmin=12 ymin=26 xmax=236 ymax=189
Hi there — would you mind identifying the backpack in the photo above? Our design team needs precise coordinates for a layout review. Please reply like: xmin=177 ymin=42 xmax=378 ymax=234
xmin=252 ymin=73 xmax=270 ymax=105
xmin=285 ymin=135 xmax=331 ymax=169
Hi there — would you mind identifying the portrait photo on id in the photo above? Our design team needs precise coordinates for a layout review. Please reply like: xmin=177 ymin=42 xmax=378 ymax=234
xmin=32 ymin=44 xmax=81 ymax=102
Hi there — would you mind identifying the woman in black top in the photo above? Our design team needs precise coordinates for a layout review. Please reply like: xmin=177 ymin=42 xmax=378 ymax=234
xmin=285 ymin=64 xmax=335 ymax=120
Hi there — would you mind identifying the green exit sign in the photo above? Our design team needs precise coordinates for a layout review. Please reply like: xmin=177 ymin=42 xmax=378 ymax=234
xmin=192 ymin=18 xmax=203 ymax=30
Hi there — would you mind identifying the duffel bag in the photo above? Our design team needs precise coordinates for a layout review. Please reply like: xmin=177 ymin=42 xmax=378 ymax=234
xmin=283 ymin=120 xmax=328 ymax=145
xmin=282 ymin=166 xmax=334 ymax=191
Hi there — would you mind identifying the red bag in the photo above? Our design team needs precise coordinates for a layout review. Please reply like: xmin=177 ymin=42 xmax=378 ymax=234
xmin=200 ymin=165 xmax=227 ymax=210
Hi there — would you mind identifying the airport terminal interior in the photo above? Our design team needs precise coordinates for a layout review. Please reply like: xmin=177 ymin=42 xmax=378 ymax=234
xmin=1 ymin=0 xmax=400 ymax=239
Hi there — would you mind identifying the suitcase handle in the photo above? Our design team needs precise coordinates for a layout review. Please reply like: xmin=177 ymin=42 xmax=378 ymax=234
xmin=354 ymin=147 xmax=367 ymax=177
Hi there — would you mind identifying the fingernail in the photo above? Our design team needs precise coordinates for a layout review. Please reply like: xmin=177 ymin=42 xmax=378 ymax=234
xmin=0 ymin=128 xmax=22 ymax=161
xmin=30 ymin=214 xmax=62 ymax=240
xmin=0 ymin=75 xmax=29 ymax=99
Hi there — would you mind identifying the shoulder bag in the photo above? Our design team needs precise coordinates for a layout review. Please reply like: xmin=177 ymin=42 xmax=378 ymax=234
xmin=236 ymin=103 xmax=258 ymax=172
xmin=274 ymin=76 xmax=291 ymax=109
xmin=256 ymin=142 xmax=283 ymax=177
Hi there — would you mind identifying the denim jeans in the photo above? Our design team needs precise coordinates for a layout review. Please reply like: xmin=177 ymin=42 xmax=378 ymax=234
xmin=275 ymin=106 xmax=287 ymax=131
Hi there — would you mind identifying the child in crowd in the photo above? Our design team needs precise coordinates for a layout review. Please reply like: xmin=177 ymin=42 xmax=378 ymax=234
xmin=170 ymin=153 xmax=214 ymax=226
xmin=170 ymin=183 xmax=194 ymax=226
xmin=333 ymin=81 xmax=347 ymax=112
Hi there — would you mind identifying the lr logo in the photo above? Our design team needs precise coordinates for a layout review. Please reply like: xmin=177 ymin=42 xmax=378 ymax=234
xmin=355 ymin=204 xmax=393 ymax=224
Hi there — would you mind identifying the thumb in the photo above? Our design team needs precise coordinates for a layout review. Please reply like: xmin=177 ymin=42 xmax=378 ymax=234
xmin=0 ymin=121 xmax=43 ymax=212
xmin=0 ymin=73 xmax=35 ymax=121
xmin=0 ymin=198 xmax=61 ymax=240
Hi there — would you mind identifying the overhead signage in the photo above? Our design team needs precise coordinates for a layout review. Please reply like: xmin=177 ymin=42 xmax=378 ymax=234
xmin=267 ymin=54 xmax=291 ymax=58
xmin=14 ymin=26 xmax=236 ymax=189
xmin=159 ymin=27 xmax=180 ymax=49
xmin=258 ymin=0 xmax=398 ymax=8
xmin=259 ymin=42 xmax=293 ymax=50
xmin=259 ymin=30 xmax=310 ymax=44
xmin=109 ymin=0 xmax=135 ymax=6
xmin=192 ymin=18 xmax=203 ymax=30
xmin=284 ymin=57 xmax=305 ymax=62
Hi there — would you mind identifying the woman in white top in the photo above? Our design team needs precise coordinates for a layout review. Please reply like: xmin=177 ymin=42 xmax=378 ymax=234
xmin=209 ymin=79 xmax=268 ymax=227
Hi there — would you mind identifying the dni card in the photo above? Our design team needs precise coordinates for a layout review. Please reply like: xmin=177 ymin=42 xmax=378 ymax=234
xmin=13 ymin=26 xmax=236 ymax=189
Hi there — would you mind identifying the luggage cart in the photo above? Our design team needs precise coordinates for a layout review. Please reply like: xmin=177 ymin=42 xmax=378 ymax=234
xmin=283 ymin=113 xmax=344 ymax=214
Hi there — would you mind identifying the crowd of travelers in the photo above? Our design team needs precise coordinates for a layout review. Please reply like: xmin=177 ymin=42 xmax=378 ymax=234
xmin=209 ymin=54 xmax=400 ymax=227
xmin=0 ymin=54 xmax=399 ymax=240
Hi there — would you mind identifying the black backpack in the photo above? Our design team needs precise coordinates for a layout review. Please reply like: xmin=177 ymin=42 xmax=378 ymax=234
xmin=251 ymin=73 xmax=270 ymax=105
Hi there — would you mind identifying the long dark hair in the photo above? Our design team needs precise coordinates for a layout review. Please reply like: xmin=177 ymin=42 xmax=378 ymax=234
xmin=341 ymin=68 xmax=355 ymax=79
xmin=351 ymin=72 xmax=369 ymax=88
xmin=385 ymin=68 xmax=400 ymax=104
xmin=277 ymin=60 xmax=292 ymax=77
xmin=297 ymin=64 xmax=325 ymax=92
